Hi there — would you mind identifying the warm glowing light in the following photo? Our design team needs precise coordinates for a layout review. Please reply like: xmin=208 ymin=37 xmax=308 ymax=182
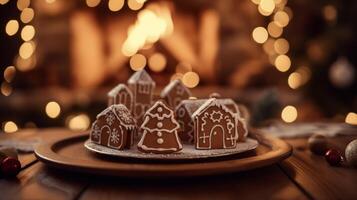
xmin=3 ymin=121 xmax=18 ymax=133
xmin=274 ymin=38 xmax=289 ymax=54
xmin=45 ymin=101 xmax=61 ymax=119
xmin=345 ymin=112 xmax=357 ymax=125
xmin=5 ymin=20 xmax=19 ymax=36
xmin=130 ymin=54 xmax=146 ymax=71
xmin=263 ymin=38 xmax=276 ymax=55
xmin=86 ymin=0 xmax=101 ymax=7
xmin=259 ymin=0 xmax=275 ymax=13
xmin=251 ymin=0 xmax=261 ymax=5
xmin=21 ymin=25 xmax=35 ymax=41
xmin=176 ymin=62 xmax=192 ymax=74
xmin=17 ymin=0 xmax=30 ymax=10
xmin=258 ymin=5 xmax=273 ymax=16
xmin=20 ymin=8 xmax=34 ymax=23
xmin=67 ymin=114 xmax=91 ymax=131
xmin=252 ymin=27 xmax=268 ymax=44
xmin=0 ymin=0 xmax=10 ymax=5
xmin=148 ymin=53 xmax=166 ymax=72
xmin=274 ymin=55 xmax=291 ymax=72
xmin=296 ymin=66 xmax=311 ymax=85
xmin=274 ymin=11 xmax=289 ymax=27
xmin=182 ymin=72 xmax=200 ymax=88
xmin=189 ymin=96 xmax=198 ymax=100
xmin=288 ymin=72 xmax=302 ymax=89
xmin=1 ymin=82 xmax=12 ymax=96
xmin=281 ymin=105 xmax=297 ymax=123
xmin=46 ymin=0 xmax=56 ymax=3
xmin=170 ymin=73 xmax=183 ymax=81
xmin=108 ymin=0 xmax=124 ymax=12
xmin=267 ymin=21 xmax=283 ymax=38
xmin=16 ymin=55 xmax=36 ymax=71
xmin=3 ymin=66 xmax=16 ymax=83
xmin=128 ymin=0 xmax=144 ymax=10
xmin=323 ymin=5 xmax=337 ymax=21
xmin=19 ymin=42 xmax=34 ymax=59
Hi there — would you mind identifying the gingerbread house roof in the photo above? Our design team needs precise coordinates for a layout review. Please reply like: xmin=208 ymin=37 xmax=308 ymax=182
xmin=127 ymin=70 xmax=155 ymax=86
xmin=97 ymin=104 xmax=136 ymax=130
xmin=107 ymin=83 xmax=132 ymax=97
xmin=191 ymin=98 xmax=235 ymax=120
xmin=177 ymin=99 xmax=206 ymax=116
xmin=160 ymin=80 xmax=191 ymax=98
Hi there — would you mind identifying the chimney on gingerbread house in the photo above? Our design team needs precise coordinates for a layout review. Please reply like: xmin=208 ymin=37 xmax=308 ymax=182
xmin=127 ymin=70 xmax=156 ymax=123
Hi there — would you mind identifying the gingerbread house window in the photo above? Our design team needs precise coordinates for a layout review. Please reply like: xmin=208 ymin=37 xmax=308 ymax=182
xmin=139 ymin=84 xmax=150 ymax=94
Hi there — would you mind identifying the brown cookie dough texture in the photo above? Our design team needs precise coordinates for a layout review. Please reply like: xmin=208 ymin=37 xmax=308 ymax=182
xmin=107 ymin=83 xmax=133 ymax=111
xmin=90 ymin=104 xmax=137 ymax=150
xmin=160 ymin=79 xmax=191 ymax=109
xmin=137 ymin=101 xmax=183 ymax=154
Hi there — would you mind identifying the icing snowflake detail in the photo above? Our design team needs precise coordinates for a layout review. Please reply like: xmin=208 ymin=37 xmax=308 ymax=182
xmin=109 ymin=128 xmax=120 ymax=144
xmin=106 ymin=112 xmax=116 ymax=125
xmin=91 ymin=124 xmax=101 ymax=139
xmin=210 ymin=111 xmax=223 ymax=123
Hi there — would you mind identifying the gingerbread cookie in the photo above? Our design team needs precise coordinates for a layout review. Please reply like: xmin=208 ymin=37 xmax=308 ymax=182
xmin=128 ymin=70 xmax=156 ymax=124
xmin=160 ymin=80 xmax=191 ymax=109
xmin=192 ymin=98 xmax=238 ymax=149
xmin=137 ymin=101 xmax=183 ymax=154
xmin=90 ymin=104 xmax=136 ymax=150
xmin=107 ymin=83 xmax=133 ymax=111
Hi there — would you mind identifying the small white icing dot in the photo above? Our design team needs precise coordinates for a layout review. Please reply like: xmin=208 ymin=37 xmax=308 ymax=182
xmin=157 ymin=107 xmax=163 ymax=112
xmin=157 ymin=131 xmax=162 ymax=137
xmin=157 ymin=122 xmax=163 ymax=128
xmin=157 ymin=138 xmax=164 ymax=144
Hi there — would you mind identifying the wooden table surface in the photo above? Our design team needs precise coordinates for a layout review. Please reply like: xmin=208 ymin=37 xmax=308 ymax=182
xmin=0 ymin=128 xmax=356 ymax=200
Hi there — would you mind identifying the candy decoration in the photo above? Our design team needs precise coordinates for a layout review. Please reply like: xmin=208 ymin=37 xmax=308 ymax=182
xmin=308 ymin=134 xmax=328 ymax=155
xmin=1 ymin=157 xmax=21 ymax=177
xmin=345 ymin=139 xmax=357 ymax=167
xmin=324 ymin=149 xmax=343 ymax=166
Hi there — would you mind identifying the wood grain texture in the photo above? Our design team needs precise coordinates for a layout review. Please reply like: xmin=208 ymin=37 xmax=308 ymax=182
xmin=80 ymin=165 xmax=307 ymax=200
xmin=280 ymin=136 xmax=357 ymax=200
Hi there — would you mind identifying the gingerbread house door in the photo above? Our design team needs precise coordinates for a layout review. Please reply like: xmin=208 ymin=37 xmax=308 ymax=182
xmin=100 ymin=125 xmax=111 ymax=146
xmin=210 ymin=125 xmax=225 ymax=149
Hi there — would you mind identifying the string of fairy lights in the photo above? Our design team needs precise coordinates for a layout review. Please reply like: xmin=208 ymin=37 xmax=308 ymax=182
xmin=1 ymin=0 xmax=356 ymax=133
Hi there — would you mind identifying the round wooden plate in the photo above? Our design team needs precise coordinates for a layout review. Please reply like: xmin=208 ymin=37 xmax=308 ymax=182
xmin=84 ymin=139 xmax=258 ymax=160
xmin=35 ymin=130 xmax=292 ymax=177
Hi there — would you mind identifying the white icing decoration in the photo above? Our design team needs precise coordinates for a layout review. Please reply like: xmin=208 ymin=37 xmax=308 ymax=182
xmin=157 ymin=131 xmax=162 ymax=137
xmin=210 ymin=110 xmax=223 ymax=123
xmin=105 ymin=112 xmax=115 ymax=126
xmin=91 ymin=123 xmax=101 ymax=141
xmin=157 ymin=107 xmax=163 ymax=112
xmin=157 ymin=138 xmax=164 ymax=144
xmin=157 ymin=122 xmax=163 ymax=128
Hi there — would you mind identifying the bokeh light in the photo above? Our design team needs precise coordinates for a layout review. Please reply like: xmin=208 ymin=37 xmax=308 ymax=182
xmin=182 ymin=71 xmax=200 ymax=88
xmin=20 ymin=8 xmax=34 ymax=23
xmin=274 ymin=11 xmax=290 ymax=27
xmin=19 ymin=42 xmax=34 ymax=59
xmin=267 ymin=21 xmax=283 ymax=38
xmin=345 ymin=112 xmax=357 ymax=125
xmin=21 ymin=25 xmax=35 ymax=41
xmin=252 ymin=27 xmax=268 ymax=44
xmin=128 ymin=0 xmax=144 ymax=10
xmin=3 ymin=121 xmax=18 ymax=133
xmin=108 ymin=0 xmax=124 ymax=12
xmin=0 ymin=0 xmax=10 ymax=5
xmin=323 ymin=5 xmax=337 ymax=21
xmin=5 ymin=20 xmax=19 ymax=36
xmin=67 ymin=114 xmax=91 ymax=131
xmin=281 ymin=105 xmax=298 ymax=123
xmin=274 ymin=38 xmax=289 ymax=54
xmin=288 ymin=72 xmax=302 ymax=89
xmin=259 ymin=0 xmax=275 ymax=14
xmin=17 ymin=0 xmax=30 ymax=11
xmin=148 ymin=53 xmax=167 ymax=72
xmin=1 ymin=82 xmax=12 ymax=96
xmin=86 ymin=0 xmax=101 ymax=7
xmin=3 ymin=66 xmax=16 ymax=83
xmin=45 ymin=101 xmax=61 ymax=119
xmin=274 ymin=54 xmax=291 ymax=72
xmin=129 ymin=53 xmax=146 ymax=71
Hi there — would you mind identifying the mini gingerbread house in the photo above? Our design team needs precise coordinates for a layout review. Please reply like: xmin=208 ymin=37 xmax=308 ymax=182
xmin=107 ymin=84 xmax=133 ymax=111
xmin=160 ymin=80 xmax=191 ymax=109
xmin=137 ymin=101 xmax=182 ymax=154
xmin=90 ymin=104 xmax=136 ymax=150
xmin=127 ymin=70 xmax=156 ymax=123
xmin=192 ymin=98 xmax=238 ymax=149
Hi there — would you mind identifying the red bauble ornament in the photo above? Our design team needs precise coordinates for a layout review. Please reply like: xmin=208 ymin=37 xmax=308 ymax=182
xmin=325 ymin=149 xmax=343 ymax=166
xmin=1 ymin=157 xmax=21 ymax=177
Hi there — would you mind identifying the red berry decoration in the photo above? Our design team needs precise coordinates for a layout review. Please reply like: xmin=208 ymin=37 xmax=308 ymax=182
xmin=325 ymin=149 xmax=343 ymax=166
xmin=1 ymin=157 xmax=21 ymax=177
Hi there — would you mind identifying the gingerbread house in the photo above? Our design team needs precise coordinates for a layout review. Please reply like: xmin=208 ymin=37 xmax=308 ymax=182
xmin=127 ymin=70 xmax=156 ymax=123
xmin=107 ymin=83 xmax=133 ymax=111
xmin=160 ymin=80 xmax=191 ymax=109
xmin=192 ymin=98 xmax=238 ymax=149
xmin=90 ymin=104 xmax=136 ymax=150
xmin=137 ymin=101 xmax=182 ymax=154
xmin=176 ymin=98 xmax=247 ymax=143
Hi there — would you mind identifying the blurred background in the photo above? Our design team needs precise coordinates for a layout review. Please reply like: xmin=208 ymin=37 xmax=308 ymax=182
xmin=0 ymin=0 xmax=356 ymax=133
